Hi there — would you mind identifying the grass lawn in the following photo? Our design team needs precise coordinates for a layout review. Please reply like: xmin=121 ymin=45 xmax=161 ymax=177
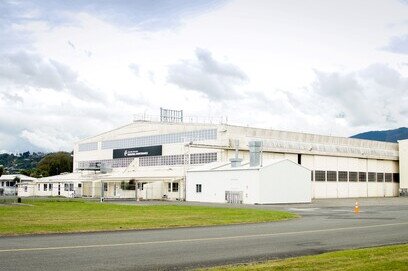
xmin=200 ymin=244 xmax=408 ymax=271
xmin=0 ymin=199 xmax=296 ymax=235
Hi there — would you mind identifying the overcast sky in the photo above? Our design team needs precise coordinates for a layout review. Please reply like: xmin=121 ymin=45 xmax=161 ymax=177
xmin=1 ymin=0 xmax=408 ymax=153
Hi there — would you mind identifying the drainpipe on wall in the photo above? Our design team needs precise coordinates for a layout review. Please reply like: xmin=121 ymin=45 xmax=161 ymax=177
xmin=135 ymin=181 xmax=139 ymax=201
xmin=100 ymin=181 xmax=104 ymax=202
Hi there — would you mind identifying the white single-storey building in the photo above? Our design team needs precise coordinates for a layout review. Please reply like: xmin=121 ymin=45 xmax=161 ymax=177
xmin=18 ymin=173 xmax=83 ymax=198
xmin=80 ymin=166 xmax=185 ymax=200
xmin=1 ymin=174 xmax=37 ymax=196
xmin=186 ymin=147 xmax=311 ymax=204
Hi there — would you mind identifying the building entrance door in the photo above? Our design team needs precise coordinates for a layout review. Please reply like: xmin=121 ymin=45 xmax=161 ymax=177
xmin=58 ymin=184 xmax=61 ymax=196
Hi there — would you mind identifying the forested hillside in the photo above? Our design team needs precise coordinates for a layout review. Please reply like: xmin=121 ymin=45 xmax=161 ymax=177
xmin=0 ymin=152 xmax=45 ymax=174
xmin=0 ymin=151 xmax=73 ymax=177
xmin=351 ymin=127 xmax=408 ymax=143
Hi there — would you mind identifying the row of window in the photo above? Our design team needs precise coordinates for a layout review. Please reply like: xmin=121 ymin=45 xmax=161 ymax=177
xmin=190 ymin=153 xmax=218 ymax=164
xmin=140 ymin=155 xmax=187 ymax=167
xmin=118 ymin=180 xmax=151 ymax=191
xmin=78 ymin=157 xmax=136 ymax=169
xmin=167 ymin=182 xmax=179 ymax=192
xmin=78 ymin=142 xmax=98 ymax=152
xmin=103 ymin=182 xmax=178 ymax=192
xmin=262 ymin=139 xmax=397 ymax=158
xmin=0 ymin=181 xmax=16 ymax=187
xmin=312 ymin=171 xmax=399 ymax=183
xmin=38 ymin=183 xmax=53 ymax=191
xmin=78 ymin=152 xmax=218 ymax=169
xmin=100 ymin=129 xmax=218 ymax=150
xmin=139 ymin=153 xmax=217 ymax=167
xmin=37 ymin=183 xmax=78 ymax=192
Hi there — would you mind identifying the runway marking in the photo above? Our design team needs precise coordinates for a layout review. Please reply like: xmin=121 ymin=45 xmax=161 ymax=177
xmin=1 ymin=221 xmax=407 ymax=253
xmin=288 ymin=208 xmax=320 ymax=212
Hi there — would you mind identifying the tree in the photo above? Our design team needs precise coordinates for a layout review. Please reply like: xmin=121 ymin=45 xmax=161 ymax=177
xmin=27 ymin=168 xmax=48 ymax=178
xmin=121 ymin=180 xmax=136 ymax=190
xmin=13 ymin=176 xmax=21 ymax=184
xmin=36 ymin=152 xmax=73 ymax=177
xmin=0 ymin=166 xmax=3 ymax=176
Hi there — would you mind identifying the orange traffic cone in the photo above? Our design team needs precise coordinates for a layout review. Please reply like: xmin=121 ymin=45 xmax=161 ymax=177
xmin=354 ymin=201 xmax=360 ymax=214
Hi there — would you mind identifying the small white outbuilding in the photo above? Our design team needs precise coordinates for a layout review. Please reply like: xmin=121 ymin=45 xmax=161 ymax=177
xmin=186 ymin=159 xmax=311 ymax=204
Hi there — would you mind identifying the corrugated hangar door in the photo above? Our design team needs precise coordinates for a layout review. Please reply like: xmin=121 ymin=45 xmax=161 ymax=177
xmin=312 ymin=172 xmax=390 ymax=198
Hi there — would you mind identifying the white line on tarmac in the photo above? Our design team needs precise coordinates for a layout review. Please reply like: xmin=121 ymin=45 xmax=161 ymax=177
xmin=288 ymin=208 xmax=320 ymax=211
xmin=1 ymin=221 xmax=407 ymax=253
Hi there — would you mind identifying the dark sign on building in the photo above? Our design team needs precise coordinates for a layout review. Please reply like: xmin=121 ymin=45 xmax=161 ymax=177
xmin=113 ymin=145 xmax=162 ymax=159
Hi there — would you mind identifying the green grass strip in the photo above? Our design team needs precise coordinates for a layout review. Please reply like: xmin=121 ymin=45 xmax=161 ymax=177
xmin=200 ymin=244 xmax=408 ymax=271
xmin=0 ymin=199 xmax=296 ymax=235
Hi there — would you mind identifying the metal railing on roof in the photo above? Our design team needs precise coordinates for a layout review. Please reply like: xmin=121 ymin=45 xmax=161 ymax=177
xmin=133 ymin=114 xmax=228 ymax=125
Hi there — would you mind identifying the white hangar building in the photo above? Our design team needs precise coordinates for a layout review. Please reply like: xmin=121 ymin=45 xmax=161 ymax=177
xmin=71 ymin=112 xmax=407 ymax=203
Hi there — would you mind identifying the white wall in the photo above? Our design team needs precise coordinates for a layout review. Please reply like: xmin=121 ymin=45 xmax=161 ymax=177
xmin=399 ymin=140 xmax=408 ymax=195
xmin=133 ymin=182 xmax=162 ymax=200
xmin=187 ymin=160 xmax=311 ymax=204
xmin=186 ymin=169 xmax=260 ymax=204
xmin=258 ymin=160 xmax=311 ymax=204
xmin=17 ymin=184 xmax=35 ymax=197
xmin=311 ymin=154 xmax=399 ymax=198
xmin=22 ymin=182 xmax=81 ymax=198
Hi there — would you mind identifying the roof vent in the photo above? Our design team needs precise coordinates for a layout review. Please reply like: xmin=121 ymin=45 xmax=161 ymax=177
xmin=249 ymin=141 xmax=263 ymax=167
xmin=230 ymin=139 xmax=242 ymax=167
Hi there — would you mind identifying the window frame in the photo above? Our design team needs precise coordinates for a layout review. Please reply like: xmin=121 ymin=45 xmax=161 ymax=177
xmin=338 ymin=171 xmax=348 ymax=182
xmin=358 ymin=172 xmax=367 ymax=182
xmin=315 ymin=170 xmax=326 ymax=182
xmin=368 ymin=172 xmax=376 ymax=182
xmin=196 ymin=184 xmax=202 ymax=193
xmin=349 ymin=172 xmax=358 ymax=182
xmin=377 ymin=173 xmax=384 ymax=182
xmin=392 ymin=173 xmax=399 ymax=183
xmin=385 ymin=173 xmax=392 ymax=183
xmin=327 ymin=171 xmax=337 ymax=182
xmin=172 ymin=182 xmax=179 ymax=192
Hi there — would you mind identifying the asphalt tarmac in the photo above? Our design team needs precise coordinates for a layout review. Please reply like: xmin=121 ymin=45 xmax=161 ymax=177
xmin=0 ymin=198 xmax=407 ymax=271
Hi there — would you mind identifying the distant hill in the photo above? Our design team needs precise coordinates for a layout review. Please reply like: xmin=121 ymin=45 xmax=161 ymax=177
xmin=0 ymin=151 xmax=73 ymax=177
xmin=351 ymin=127 xmax=408 ymax=143
xmin=0 ymin=152 xmax=45 ymax=174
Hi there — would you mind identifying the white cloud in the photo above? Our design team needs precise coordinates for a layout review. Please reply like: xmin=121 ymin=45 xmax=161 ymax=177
xmin=383 ymin=34 xmax=408 ymax=54
xmin=128 ymin=63 xmax=140 ymax=76
xmin=0 ymin=51 xmax=105 ymax=102
xmin=290 ymin=64 xmax=408 ymax=128
xmin=0 ymin=92 xmax=23 ymax=103
xmin=20 ymin=129 xmax=75 ymax=152
xmin=1 ymin=0 xmax=408 ymax=152
xmin=168 ymin=48 xmax=248 ymax=100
